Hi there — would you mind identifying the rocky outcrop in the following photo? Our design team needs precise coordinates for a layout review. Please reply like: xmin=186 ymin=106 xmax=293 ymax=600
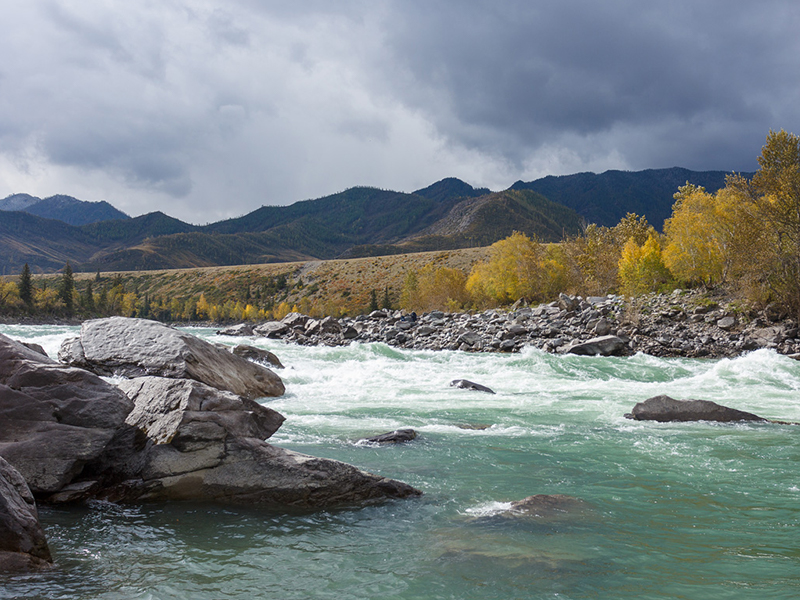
xmin=360 ymin=429 xmax=418 ymax=444
xmin=59 ymin=317 xmax=285 ymax=399
xmin=0 ymin=457 xmax=52 ymax=571
xmin=101 ymin=378 xmax=420 ymax=506
xmin=0 ymin=333 xmax=133 ymax=495
xmin=625 ymin=395 xmax=767 ymax=423
xmin=450 ymin=379 xmax=496 ymax=394
xmin=2 ymin=329 xmax=420 ymax=510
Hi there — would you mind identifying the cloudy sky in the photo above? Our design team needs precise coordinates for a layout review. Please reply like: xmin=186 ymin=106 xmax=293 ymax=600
xmin=1 ymin=1 xmax=798 ymax=224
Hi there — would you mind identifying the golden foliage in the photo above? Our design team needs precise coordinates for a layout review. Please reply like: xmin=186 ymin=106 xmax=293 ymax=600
xmin=618 ymin=234 xmax=673 ymax=297
xmin=466 ymin=232 xmax=545 ymax=305
xmin=400 ymin=264 xmax=469 ymax=312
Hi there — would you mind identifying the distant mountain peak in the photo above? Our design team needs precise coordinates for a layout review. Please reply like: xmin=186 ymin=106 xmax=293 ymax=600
xmin=0 ymin=193 xmax=129 ymax=226
xmin=413 ymin=178 xmax=491 ymax=202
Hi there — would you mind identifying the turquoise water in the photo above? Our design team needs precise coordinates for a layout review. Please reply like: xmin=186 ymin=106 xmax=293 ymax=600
xmin=2 ymin=325 xmax=800 ymax=599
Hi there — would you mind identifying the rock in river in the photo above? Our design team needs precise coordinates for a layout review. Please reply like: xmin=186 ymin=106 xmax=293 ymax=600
xmin=360 ymin=429 xmax=418 ymax=444
xmin=625 ymin=394 xmax=767 ymax=423
xmin=59 ymin=317 xmax=285 ymax=399
xmin=450 ymin=379 xmax=496 ymax=394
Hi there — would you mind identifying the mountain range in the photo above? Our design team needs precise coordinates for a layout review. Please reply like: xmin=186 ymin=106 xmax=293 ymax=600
xmin=0 ymin=167 xmax=749 ymax=274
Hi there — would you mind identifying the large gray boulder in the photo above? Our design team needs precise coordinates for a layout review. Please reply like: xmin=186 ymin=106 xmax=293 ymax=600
xmin=59 ymin=317 xmax=285 ymax=399
xmin=104 ymin=377 xmax=421 ymax=507
xmin=625 ymin=395 xmax=767 ymax=423
xmin=120 ymin=377 xmax=286 ymax=447
xmin=0 ymin=457 xmax=52 ymax=571
xmin=0 ymin=334 xmax=133 ymax=494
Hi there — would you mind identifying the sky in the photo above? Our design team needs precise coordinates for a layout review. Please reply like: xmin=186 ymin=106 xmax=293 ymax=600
xmin=0 ymin=1 xmax=798 ymax=224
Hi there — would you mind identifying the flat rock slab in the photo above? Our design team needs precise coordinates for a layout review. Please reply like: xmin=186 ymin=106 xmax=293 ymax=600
xmin=625 ymin=394 xmax=767 ymax=423
xmin=0 ymin=457 xmax=52 ymax=570
xmin=101 ymin=437 xmax=422 ymax=507
xmin=59 ymin=317 xmax=285 ymax=399
xmin=450 ymin=379 xmax=495 ymax=394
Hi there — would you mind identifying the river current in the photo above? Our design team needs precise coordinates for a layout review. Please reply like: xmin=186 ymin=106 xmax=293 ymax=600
xmin=2 ymin=324 xmax=799 ymax=599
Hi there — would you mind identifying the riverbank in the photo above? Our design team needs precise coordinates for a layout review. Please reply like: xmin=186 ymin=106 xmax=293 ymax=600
xmin=219 ymin=288 xmax=800 ymax=360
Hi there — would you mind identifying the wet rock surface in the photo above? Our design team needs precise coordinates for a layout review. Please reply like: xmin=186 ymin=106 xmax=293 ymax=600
xmin=226 ymin=290 xmax=800 ymax=359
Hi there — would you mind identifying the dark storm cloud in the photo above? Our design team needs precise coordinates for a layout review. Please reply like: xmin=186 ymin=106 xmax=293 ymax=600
xmin=377 ymin=0 xmax=800 ymax=170
xmin=0 ymin=1 xmax=798 ymax=221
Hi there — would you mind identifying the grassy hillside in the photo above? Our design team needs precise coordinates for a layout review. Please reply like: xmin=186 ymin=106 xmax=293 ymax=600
xmin=32 ymin=247 xmax=492 ymax=319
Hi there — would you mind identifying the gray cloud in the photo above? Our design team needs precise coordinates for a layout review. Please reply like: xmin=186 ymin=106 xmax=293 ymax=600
xmin=0 ymin=1 xmax=798 ymax=222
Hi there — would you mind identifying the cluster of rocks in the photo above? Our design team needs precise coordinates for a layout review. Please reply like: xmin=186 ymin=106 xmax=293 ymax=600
xmin=0 ymin=317 xmax=421 ymax=569
xmin=220 ymin=290 xmax=800 ymax=359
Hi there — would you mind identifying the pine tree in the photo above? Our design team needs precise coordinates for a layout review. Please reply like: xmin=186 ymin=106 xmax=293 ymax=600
xmin=369 ymin=289 xmax=378 ymax=312
xmin=381 ymin=286 xmax=391 ymax=310
xmin=81 ymin=280 xmax=95 ymax=313
xmin=59 ymin=262 xmax=75 ymax=316
xmin=19 ymin=263 xmax=33 ymax=309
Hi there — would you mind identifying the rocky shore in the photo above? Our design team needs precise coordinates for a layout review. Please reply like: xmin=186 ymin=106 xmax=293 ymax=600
xmin=220 ymin=289 xmax=800 ymax=359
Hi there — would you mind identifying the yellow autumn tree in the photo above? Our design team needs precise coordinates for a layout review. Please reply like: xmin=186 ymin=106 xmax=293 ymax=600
xmin=466 ymin=231 xmax=544 ymax=305
xmin=400 ymin=264 xmax=469 ymax=312
xmin=618 ymin=234 xmax=673 ymax=296
xmin=195 ymin=293 xmax=210 ymax=320
xmin=726 ymin=129 xmax=800 ymax=315
xmin=663 ymin=184 xmax=725 ymax=285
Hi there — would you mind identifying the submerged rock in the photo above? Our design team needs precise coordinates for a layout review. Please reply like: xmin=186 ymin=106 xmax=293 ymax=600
xmin=0 ymin=457 xmax=53 ymax=571
xmin=625 ymin=395 xmax=767 ymax=423
xmin=450 ymin=379 xmax=496 ymax=394
xmin=506 ymin=494 xmax=587 ymax=518
xmin=360 ymin=429 xmax=418 ymax=444
xmin=59 ymin=317 xmax=285 ymax=399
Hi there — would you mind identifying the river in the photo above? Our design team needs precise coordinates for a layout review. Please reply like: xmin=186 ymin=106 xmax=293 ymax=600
xmin=2 ymin=324 xmax=799 ymax=599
